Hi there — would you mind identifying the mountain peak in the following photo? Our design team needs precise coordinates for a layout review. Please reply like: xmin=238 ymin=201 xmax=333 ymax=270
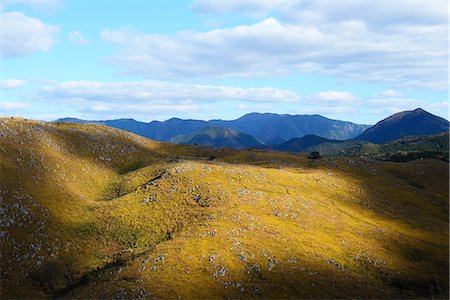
xmin=356 ymin=108 xmax=449 ymax=144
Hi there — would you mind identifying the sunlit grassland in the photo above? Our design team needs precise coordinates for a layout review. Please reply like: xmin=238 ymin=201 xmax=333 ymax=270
xmin=0 ymin=118 xmax=448 ymax=299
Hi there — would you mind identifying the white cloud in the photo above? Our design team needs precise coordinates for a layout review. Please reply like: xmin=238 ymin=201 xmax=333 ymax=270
xmin=40 ymin=80 xmax=299 ymax=118
xmin=0 ymin=79 xmax=27 ymax=89
xmin=296 ymin=106 xmax=358 ymax=115
xmin=376 ymin=89 xmax=402 ymax=98
xmin=68 ymin=31 xmax=89 ymax=45
xmin=1 ymin=0 xmax=62 ymax=13
xmin=84 ymin=103 xmax=201 ymax=115
xmin=41 ymin=80 xmax=299 ymax=103
xmin=237 ymin=103 xmax=274 ymax=111
xmin=368 ymin=97 xmax=448 ymax=119
xmin=1 ymin=11 xmax=59 ymax=58
xmin=307 ymin=91 xmax=357 ymax=105
xmin=296 ymin=90 xmax=359 ymax=115
xmin=191 ymin=0 xmax=297 ymax=17
xmin=192 ymin=0 xmax=447 ymax=26
xmin=296 ymin=89 xmax=448 ymax=119
xmin=0 ymin=101 xmax=30 ymax=112
xmin=101 ymin=15 xmax=447 ymax=89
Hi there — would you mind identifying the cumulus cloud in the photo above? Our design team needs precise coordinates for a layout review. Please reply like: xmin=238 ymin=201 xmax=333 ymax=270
xmin=39 ymin=80 xmax=299 ymax=118
xmin=367 ymin=94 xmax=448 ymax=119
xmin=1 ymin=0 xmax=62 ymax=12
xmin=101 ymin=14 xmax=447 ymax=89
xmin=41 ymin=80 xmax=299 ymax=103
xmin=84 ymin=102 xmax=202 ymax=115
xmin=237 ymin=103 xmax=274 ymax=111
xmin=306 ymin=91 xmax=357 ymax=105
xmin=376 ymin=89 xmax=402 ymax=98
xmin=68 ymin=31 xmax=89 ymax=45
xmin=296 ymin=106 xmax=358 ymax=115
xmin=191 ymin=0 xmax=297 ymax=17
xmin=1 ymin=11 xmax=59 ymax=58
xmin=1 ymin=79 xmax=27 ymax=89
xmin=0 ymin=101 xmax=30 ymax=112
xmin=293 ymin=1 xmax=447 ymax=27
xmin=296 ymin=88 xmax=448 ymax=119
xmin=192 ymin=0 xmax=447 ymax=26
xmin=297 ymin=90 xmax=359 ymax=115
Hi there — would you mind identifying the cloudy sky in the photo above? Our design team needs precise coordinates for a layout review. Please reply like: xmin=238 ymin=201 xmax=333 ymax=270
xmin=1 ymin=0 xmax=448 ymax=124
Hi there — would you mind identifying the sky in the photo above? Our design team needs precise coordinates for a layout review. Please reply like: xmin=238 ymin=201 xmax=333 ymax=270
xmin=1 ymin=0 xmax=449 ymax=124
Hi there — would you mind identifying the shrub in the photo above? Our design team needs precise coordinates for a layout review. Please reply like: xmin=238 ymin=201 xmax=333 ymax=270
xmin=308 ymin=151 xmax=321 ymax=159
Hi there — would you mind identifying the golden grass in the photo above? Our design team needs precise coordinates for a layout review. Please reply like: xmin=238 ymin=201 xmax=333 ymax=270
xmin=0 ymin=117 xmax=448 ymax=299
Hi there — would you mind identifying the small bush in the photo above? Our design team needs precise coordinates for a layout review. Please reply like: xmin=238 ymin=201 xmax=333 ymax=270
xmin=308 ymin=151 xmax=321 ymax=159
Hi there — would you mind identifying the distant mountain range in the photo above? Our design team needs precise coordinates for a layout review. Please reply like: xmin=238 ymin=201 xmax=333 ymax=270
xmin=56 ymin=112 xmax=370 ymax=143
xmin=169 ymin=126 xmax=263 ymax=149
xmin=355 ymin=108 xmax=449 ymax=144
xmin=56 ymin=108 xmax=448 ymax=152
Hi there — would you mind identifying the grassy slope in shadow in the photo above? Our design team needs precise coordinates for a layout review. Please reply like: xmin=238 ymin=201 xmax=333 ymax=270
xmin=0 ymin=118 xmax=448 ymax=299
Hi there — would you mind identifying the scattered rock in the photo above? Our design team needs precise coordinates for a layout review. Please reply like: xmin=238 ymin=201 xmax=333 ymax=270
xmin=268 ymin=259 xmax=276 ymax=270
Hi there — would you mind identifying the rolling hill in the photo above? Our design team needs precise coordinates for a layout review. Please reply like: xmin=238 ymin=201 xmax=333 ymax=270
xmin=306 ymin=132 xmax=449 ymax=162
xmin=305 ymin=140 xmax=374 ymax=157
xmin=356 ymin=108 xmax=449 ymax=144
xmin=273 ymin=134 xmax=338 ymax=152
xmin=1 ymin=117 xmax=448 ymax=299
xmin=55 ymin=117 xmax=207 ymax=141
xmin=56 ymin=113 xmax=370 ymax=143
xmin=169 ymin=126 xmax=263 ymax=149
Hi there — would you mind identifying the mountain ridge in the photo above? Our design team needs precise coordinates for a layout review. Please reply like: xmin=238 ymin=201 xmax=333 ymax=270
xmin=55 ymin=112 xmax=371 ymax=142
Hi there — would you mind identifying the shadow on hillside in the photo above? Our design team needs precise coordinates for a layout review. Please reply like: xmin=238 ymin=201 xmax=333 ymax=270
xmin=58 ymin=230 xmax=449 ymax=299
xmin=48 ymin=125 xmax=450 ymax=298
xmin=2 ymin=121 xmax=448 ymax=299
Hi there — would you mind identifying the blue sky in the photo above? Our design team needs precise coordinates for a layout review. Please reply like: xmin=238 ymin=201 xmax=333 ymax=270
xmin=1 ymin=0 xmax=448 ymax=124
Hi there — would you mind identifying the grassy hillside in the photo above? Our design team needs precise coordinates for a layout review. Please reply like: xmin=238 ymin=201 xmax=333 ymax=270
xmin=169 ymin=126 xmax=263 ymax=149
xmin=306 ymin=133 xmax=449 ymax=162
xmin=273 ymin=134 xmax=338 ymax=152
xmin=1 ymin=118 xmax=448 ymax=299
xmin=305 ymin=140 xmax=373 ymax=156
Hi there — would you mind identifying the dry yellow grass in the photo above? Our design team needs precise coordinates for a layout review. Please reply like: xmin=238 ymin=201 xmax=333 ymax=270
xmin=0 ymin=118 xmax=448 ymax=299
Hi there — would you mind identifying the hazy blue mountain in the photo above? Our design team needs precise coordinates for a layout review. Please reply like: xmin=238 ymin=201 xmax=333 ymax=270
xmin=264 ymin=136 xmax=287 ymax=146
xmin=169 ymin=126 xmax=263 ymax=149
xmin=57 ymin=113 xmax=370 ymax=143
xmin=209 ymin=113 xmax=370 ymax=142
xmin=140 ymin=118 xmax=208 ymax=141
xmin=356 ymin=108 xmax=449 ymax=144
xmin=56 ymin=117 xmax=88 ymax=124
xmin=273 ymin=134 xmax=339 ymax=152
xmin=57 ymin=118 xmax=153 ymax=139
xmin=56 ymin=117 xmax=207 ymax=141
